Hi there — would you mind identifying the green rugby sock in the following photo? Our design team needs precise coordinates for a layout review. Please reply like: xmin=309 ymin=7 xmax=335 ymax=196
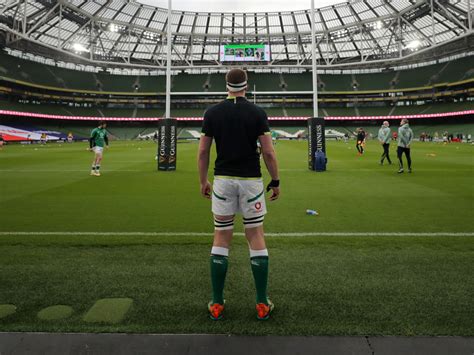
xmin=250 ymin=249 xmax=269 ymax=305
xmin=210 ymin=247 xmax=229 ymax=305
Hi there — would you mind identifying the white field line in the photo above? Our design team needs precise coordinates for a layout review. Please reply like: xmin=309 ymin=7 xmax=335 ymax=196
xmin=0 ymin=232 xmax=472 ymax=237
xmin=0 ymin=169 xmax=142 ymax=172
xmin=1 ymin=168 xmax=473 ymax=173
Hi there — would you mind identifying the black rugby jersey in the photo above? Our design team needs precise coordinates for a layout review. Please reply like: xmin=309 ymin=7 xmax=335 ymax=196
xmin=201 ymin=96 xmax=270 ymax=178
xmin=357 ymin=131 xmax=366 ymax=141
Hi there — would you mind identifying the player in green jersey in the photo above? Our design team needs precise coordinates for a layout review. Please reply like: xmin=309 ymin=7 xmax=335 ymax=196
xmin=89 ymin=121 xmax=109 ymax=176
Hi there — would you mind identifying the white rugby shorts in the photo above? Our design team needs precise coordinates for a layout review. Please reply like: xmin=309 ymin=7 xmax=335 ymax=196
xmin=212 ymin=177 xmax=267 ymax=226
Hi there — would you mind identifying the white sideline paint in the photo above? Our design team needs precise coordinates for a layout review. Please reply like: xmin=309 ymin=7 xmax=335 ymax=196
xmin=0 ymin=232 xmax=472 ymax=237
xmin=325 ymin=129 xmax=345 ymax=139
xmin=273 ymin=129 xmax=305 ymax=138
xmin=186 ymin=130 xmax=202 ymax=138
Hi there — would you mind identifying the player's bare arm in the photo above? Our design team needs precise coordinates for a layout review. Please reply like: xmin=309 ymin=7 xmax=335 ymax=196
xmin=259 ymin=134 xmax=280 ymax=201
xmin=197 ymin=135 xmax=213 ymax=199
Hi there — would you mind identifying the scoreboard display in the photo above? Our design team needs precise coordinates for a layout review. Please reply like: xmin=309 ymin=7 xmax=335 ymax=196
xmin=219 ymin=44 xmax=271 ymax=62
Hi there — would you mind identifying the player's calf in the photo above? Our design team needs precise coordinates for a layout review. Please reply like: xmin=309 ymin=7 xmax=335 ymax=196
xmin=209 ymin=245 xmax=229 ymax=320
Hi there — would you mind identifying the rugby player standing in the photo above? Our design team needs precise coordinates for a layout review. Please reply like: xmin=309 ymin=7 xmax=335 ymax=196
xmin=197 ymin=68 xmax=280 ymax=321
xmin=89 ymin=121 xmax=109 ymax=176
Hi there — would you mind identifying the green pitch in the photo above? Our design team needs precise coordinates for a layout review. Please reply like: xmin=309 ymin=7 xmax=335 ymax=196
xmin=0 ymin=139 xmax=473 ymax=335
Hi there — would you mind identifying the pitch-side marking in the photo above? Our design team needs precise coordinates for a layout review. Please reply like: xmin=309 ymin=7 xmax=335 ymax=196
xmin=83 ymin=298 xmax=133 ymax=324
xmin=37 ymin=305 xmax=74 ymax=321
xmin=0 ymin=232 xmax=473 ymax=237
xmin=0 ymin=169 xmax=142 ymax=172
xmin=0 ymin=305 xmax=17 ymax=319
xmin=1 ymin=169 xmax=473 ymax=173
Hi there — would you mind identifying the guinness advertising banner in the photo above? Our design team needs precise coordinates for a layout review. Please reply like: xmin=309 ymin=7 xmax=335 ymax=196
xmin=308 ymin=117 xmax=326 ymax=171
xmin=157 ymin=119 xmax=177 ymax=171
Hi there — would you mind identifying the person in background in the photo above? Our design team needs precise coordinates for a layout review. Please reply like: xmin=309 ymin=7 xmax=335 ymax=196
xmin=397 ymin=118 xmax=414 ymax=174
xmin=67 ymin=132 xmax=74 ymax=143
xmin=271 ymin=130 xmax=278 ymax=145
xmin=0 ymin=134 xmax=4 ymax=150
xmin=443 ymin=132 xmax=448 ymax=144
xmin=377 ymin=121 xmax=392 ymax=165
xmin=89 ymin=121 xmax=109 ymax=176
xmin=356 ymin=127 xmax=366 ymax=156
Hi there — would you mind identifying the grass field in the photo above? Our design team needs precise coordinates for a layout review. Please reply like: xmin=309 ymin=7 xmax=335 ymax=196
xmin=0 ymin=139 xmax=473 ymax=335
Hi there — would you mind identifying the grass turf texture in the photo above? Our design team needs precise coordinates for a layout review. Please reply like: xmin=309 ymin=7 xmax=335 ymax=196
xmin=0 ymin=139 xmax=473 ymax=335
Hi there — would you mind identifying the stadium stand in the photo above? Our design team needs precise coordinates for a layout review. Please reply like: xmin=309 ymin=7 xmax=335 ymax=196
xmin=1 ymin=51 xmax=472 ymax=94
xmin=95 ymin=73 xmax=137 ymax=92
xmin=282 ymin=73 xmax=312 ymax=91
xmin=1 ymin=98 xmax=472 ymax=119
xmin=208 ymin=74 xmax=226 ymax=92
xmin=173 ymin=73 xmax=209 ymax=92
xmin=248 ymin=73 xmax=284 ymax=92
xmin=138 ymin=75 xmax=167 ymax=92
xmin=433 ymin=56 xmax=474 ymax=83
xmin=353 ymin=72 xmax=397 ymax=91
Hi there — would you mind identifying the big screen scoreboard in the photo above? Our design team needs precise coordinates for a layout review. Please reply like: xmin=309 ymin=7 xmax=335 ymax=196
xmin=219 ymin=44 xmax=271 ymax=62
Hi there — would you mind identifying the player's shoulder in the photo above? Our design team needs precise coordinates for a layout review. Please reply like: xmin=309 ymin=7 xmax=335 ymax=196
xmin=204 ymin=101 xmax=224 ymax=118
xmin=255 ymin=104 xmax=268 ymax=117
xmin=245 ymin=102 xmax=267 ymax=118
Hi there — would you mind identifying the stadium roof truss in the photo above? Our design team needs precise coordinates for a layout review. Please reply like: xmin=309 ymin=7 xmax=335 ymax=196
xmin=0 ymin=0 xmax=472 ymax=70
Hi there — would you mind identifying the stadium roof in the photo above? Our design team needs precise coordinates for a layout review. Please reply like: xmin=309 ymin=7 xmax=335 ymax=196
xmin=0 ymin=0 xmax=472 ymax=69
xmin=137 ymin=0 xmax=342 ymax=13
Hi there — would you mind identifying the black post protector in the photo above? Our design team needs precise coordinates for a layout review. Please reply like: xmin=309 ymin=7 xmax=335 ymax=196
xmin=157 ymin=119 xmax=177 ymax=171
xmin=308 ymin=117 xmax=326 ymax=171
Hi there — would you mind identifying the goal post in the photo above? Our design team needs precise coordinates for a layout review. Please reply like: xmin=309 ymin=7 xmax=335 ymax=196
xmin=157 ymin=119 xmax=177 ymax=171
xmin=308 ymin=117 xmax=326 ymax=171
xmin=158 ymin=0 xmax=177 ymax=172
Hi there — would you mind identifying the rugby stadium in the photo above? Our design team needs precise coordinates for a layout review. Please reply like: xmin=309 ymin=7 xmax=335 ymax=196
xmin=0 ymin=0 xmax=473 ymax=353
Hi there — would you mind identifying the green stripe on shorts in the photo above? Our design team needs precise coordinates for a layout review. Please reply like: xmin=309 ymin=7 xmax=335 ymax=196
xmin=213 ymin=191 xmax=227 ymax=201
xmin=247 ymin=189 xmax=264 ymax=203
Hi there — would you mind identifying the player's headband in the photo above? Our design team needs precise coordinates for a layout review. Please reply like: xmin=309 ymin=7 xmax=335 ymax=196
xmin=226 ymin=81 xmax=247 ymax=92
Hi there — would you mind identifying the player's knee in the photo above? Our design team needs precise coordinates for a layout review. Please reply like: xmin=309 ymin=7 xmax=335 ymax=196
xmin=214 ymin=215 xmax=234 ymax=231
